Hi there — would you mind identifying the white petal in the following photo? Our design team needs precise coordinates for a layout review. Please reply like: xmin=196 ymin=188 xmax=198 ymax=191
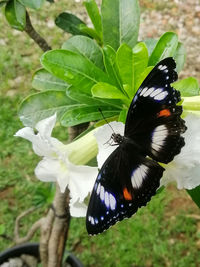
xmin=161 ymin=114 xmax=200 ymax=189
xmin=35 ymin=158 xmax=69 ymax=193
xmin=94 ymin=121 xmax=125 ymax=168
xmin=69 ymin=200 xmax=87 ymax=217
xmin=36 ymin=113 xmax=57 ymax=138
xmin=68 ymin=162 xmax=98 ymax=203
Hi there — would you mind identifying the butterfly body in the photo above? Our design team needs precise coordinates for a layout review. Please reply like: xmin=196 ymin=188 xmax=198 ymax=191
xmin=86 ymin=57 xmax=187 ymax=235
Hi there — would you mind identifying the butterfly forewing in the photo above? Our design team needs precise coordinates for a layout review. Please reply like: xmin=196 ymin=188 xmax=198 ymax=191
xmin=125 ymin=57 xmax=186 ymax=163
xmin=86 ymin=57 xmax=186 ymax=235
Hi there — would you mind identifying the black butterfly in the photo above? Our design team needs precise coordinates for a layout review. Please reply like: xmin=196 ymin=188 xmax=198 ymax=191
xmin=86 ymin=57 xmax=187 ymax=235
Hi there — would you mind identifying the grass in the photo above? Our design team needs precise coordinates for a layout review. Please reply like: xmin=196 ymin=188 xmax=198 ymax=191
xmin=0 ymin=1 xmax=200 ymax=266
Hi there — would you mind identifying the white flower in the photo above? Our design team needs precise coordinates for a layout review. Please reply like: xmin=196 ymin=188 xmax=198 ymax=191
xmin=94 ymin=116 xmax=200 ymax=190
xmin=161 ymin=114 xmax=200 ymax=189
xmin=15 ymin=114 xmax=98 ymax=217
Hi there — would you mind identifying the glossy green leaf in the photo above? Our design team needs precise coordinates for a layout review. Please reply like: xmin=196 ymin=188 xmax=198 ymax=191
xmin=55 ymin=12 xmax=88 ymax=36
xmin=92 ymin=82 xmax=128 ymax=100
xmin=5 ymin=0 xmax=26 ymax=31
xmin=67 ymin=85 xmax=122 ymax=108
xmin=61 ymin=105 xmax=120 ymax=127
xmin=19 ymin=90 xmax=77 ymax=127
xmin=149 ymin=32 xmax=178 ymax=66
xmin=84 ymin=0 xmax=102 ymax=37
xmin=79 ymin=25 xmax=101 ymax=43
xmin=135 ymin=66 xmax=154 ymax=91
xmin=172 ymin=77 xmax=199 ymax=97
xmin=103 ymin=46 xmax=125 ymax=93
xmin=18 ymin=0 xmax=44 ymax=9
xmin=187 ymin=186 xmax=200 ymax=209
xmin=32 ymin=69 xmax=68 ymax=91
xmin=132 ymin=42 xmax=148 ymax=93
xmin=62 ymin=35 xmax=104 ymax=70
xmin=144 ymin=38 xmax=157 ymax=57
xmin=41 ymin=49 xmax=111 ymax=95
xmin=174 ymin=42 xmax=186 ymax=73
xmin=101 ymin=0 xmax=140 ymax=50
xmin=118 ymin=109 xmax=128 ymax=123
xmin=116 ymin=43 xmax=134 ymax=92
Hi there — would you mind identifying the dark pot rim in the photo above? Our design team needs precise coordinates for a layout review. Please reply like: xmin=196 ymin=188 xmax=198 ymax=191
xmin=0 ymin=242 xmax=83 ymax=267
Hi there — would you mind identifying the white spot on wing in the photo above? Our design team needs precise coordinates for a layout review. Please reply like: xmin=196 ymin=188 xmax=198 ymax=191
xmin=100 ymin=185 xmax=105 ymax=201
xmin=140 ymin=87 xmax=148 ymax=96
xmin=104 ymin=191 xmax=109 ymax=208
xmin=150 ymin=88 xmax=163 ymax=97
xmin=154 ymin=91 xmax=168 ymax=100
xmin=131 ymin=165 xmax=148 ymax=188
xmin=96 ymin=183 xmax=100 ymax=195
xmin=109 ymin=194 xmax=116 ymax=210
xmin=143 ymin=87 xmax=155 ymax=97
xmin=152 ymin=125 xmax=168 ymax=152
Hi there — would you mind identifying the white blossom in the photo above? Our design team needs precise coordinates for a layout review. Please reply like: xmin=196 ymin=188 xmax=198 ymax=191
xmin=15 ymin=114 xmax=98 ymax=217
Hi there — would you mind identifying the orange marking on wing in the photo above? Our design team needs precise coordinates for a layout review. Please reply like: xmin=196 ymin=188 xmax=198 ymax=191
xmin=123 ymin=187 xmax=132 ymax=201
xmin=157 ymin=109 xmax=171 ymax=117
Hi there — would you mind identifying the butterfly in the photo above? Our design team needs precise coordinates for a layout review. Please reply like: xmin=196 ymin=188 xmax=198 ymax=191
xmin=86 ymin=57 xmax=187 ymax=235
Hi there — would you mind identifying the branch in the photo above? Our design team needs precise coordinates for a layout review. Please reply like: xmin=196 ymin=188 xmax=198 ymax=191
xmin=24 ymin=12 xmax=51 ymax=52
xmin=14 ymin=207 xmax=44 ymax=244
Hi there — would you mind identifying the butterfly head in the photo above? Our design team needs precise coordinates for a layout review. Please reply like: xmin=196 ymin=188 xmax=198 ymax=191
xmin=111 ymin=133 xmax=124 ymax=145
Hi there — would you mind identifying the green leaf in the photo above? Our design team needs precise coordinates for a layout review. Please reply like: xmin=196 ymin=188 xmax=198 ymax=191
xmin=118 ymin=109 xmax=128 ymax=123
xmin=101 ymin=0 xmax=140 ymax=50
xmin=149 ymin=32 xmax=178 ymax=66
xmin=103 ymin=46 xmax=125 ymax=93
xmin=144 ymin=38 xmax=157 ymax=57
xmin=32 ymin=69 xmax=69 ymax=91
xmin=174 ymin=42 xmax=186 ymax=73
xmin=78 ymin=25 xmax=101 ymax=43
xmin=132 ymin=42 xmax=148 ymax=93
xmin=19 ymin=90 xmax=77 ymax=127
xmin=187 ymin=186 xmax=200 ymax=209
xmin=62 ymin=35 xmax=104 ymax=70
xmin=18 ymin=0 xmax=45 ymax=9
xmin=84 ymin=0 xmax=102 ymax=37
xmin=55 ymin=12 xmax=88 ymax=36
xmin=92 ymin=82 xmax=128 ymax=100
xmin=61 ymin=105 xmax=120 ymax=127
xmin=5 ymin=0 xmax=26 ymax=31
xmin=116 ymin=43 xmax=134 ymax=93
xmin=135 ymin=66 xmax=154 ymax=91
xmin=172 ymin=77 xmax=199 ymax=97
xmin=67 ymin=85 xmax=122 ymax=108
xmin=41 ymin=49 xmax=112 ymax=95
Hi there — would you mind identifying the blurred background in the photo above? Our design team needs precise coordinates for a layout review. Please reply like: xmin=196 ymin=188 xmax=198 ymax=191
xmin=0 ymin=0 xmax=200 ymax=266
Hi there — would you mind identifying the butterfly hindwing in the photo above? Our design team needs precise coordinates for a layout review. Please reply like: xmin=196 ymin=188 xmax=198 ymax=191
xmin=86 ymin=142 xmax=164 ymax=235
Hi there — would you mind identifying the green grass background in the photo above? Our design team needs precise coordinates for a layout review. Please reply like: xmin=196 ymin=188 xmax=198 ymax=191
xmin=0 ymin=1 xmax=200 ymax=266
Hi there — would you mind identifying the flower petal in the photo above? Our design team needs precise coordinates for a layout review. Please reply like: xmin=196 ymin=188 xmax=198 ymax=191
xmin=69 ymin=200 xmax=88 ymax=217
xmin=68 ymin=162 xmax=98 ymax=204
xmin=161 ymin=114 xmax=200 ymax=189
xmin=35 ymin=158 xmax=69 ymax=193
xmin=36 ymin=113 xmax=57 ymax=138
xmin=94 ymin=121 xmax=124 ymax=168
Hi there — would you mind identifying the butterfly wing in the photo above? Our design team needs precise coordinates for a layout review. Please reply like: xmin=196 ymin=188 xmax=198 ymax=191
xmin=86 ymin=142 xmax=164 ymax=235
xmin=125 ymin=57 xmax=186 ymax=163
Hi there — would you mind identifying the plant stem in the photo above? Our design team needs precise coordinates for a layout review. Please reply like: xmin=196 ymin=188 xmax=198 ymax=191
xmin=24 ymin=12 xmax=51 ymax=52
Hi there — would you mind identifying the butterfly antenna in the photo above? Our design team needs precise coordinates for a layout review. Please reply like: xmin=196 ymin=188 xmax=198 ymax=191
xmin=98 ymin=108 xmax=115 ymax=133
